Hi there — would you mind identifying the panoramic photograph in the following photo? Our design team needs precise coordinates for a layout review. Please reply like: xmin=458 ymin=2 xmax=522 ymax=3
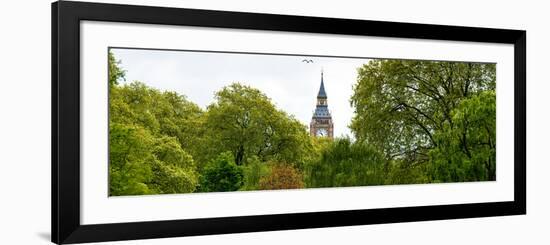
xmin=108 ymin=48 xmax=496 ymax=196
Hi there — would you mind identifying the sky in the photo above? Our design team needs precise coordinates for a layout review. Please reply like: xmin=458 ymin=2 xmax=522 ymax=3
xmin=111 ymin=48 xmax=370 ymax=138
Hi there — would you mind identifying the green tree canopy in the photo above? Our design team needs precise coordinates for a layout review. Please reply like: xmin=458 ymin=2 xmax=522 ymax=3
xmin=109 ymin=123 xmax=155 ymax=196
xmin=109 ymin=123 xmax=199 ymax=195
xmin=351 ymin=60 xmax=495 ymax=164
xmin=108 ymin=52 xmax=200 ymax=195
xmin=240 ymin=156 xmax=271 ymax=191
xmin=109 ymin=82 xmax=204 ymax=155
xmin=204 ymin=83 xmax=314 ymax=167
xmin=108 ymin=51 xmax=125 ymax=87
xmin=198 ymin=152 xmax=244 ymax=192
xmin=305 ymin=138 xmax=386 ymax=188
xmin=428 ymin=91 xmax=496 ymax=182
xmin=149 ymin=136 xmax=198 ymax=194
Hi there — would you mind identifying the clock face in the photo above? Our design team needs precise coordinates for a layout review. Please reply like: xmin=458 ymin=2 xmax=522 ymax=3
xmin=316 ymin=128 xmax=328 ymax=137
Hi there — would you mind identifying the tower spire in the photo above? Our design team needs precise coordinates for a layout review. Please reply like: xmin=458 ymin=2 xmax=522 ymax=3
xmin=317 ymin=70 xmax=327 ymax=98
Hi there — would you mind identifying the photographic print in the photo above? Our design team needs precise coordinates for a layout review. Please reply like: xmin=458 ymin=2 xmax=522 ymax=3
xmin=108 ymin=48 xmax=496 ymax=196
xmin=52 ymin=3 xmax=525 ymax=243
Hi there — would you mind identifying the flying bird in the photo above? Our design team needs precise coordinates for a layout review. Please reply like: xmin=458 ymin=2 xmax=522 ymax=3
xmin=302 ymin=59 xmax=314 ymax=63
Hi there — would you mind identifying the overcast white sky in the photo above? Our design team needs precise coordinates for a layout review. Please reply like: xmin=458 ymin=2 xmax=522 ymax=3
xmin=111 ymin=48 xmax=370 ymax=138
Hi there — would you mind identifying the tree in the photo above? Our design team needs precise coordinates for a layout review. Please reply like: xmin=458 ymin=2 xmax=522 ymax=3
xmin=109 ymin=123 xmax=200 ymax=195
xmin=259 ymin=164 xmax=304 ymax=190
xmin=240 ymin=156 xmax=271 ymax=191
xmin=109 ymin=123 xmax=155 ymax=196
xmin=109 ymin=80 xmax=207 ymax=164
xmin=110 ymin=82 xmax=203 ymax=141
xmin=305 ymin=138 xmax=386 ymax=188
xmin=204 ymin=83 xmax=313 ymax=166
xmin=428 ymin=91 xmax=496 ymax=182
xmin=350 ymin=60 xmax=495 ymax=165
xmin=149 ymin=136 xmax=198 ymax=194
xmin=198 ymin=152 xmax=244 ymax=192
xmin=384 ymin=159 xmax=430 ymax=185
xmin=108 ymin=51 xmax=125 ymax=86
xmin=108 ymin=52 xmax=200 ymax=195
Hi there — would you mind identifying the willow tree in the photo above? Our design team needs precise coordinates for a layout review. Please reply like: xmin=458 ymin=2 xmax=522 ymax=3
xmin=351 ymin=60 xmax=495 ymax=163
xmin=350 ymin=59 xmax=496 ymax=182
xmin=305 ymin=138 xmax=385 ymax=188
xmin=428 ymin=91 xmax=496 ymax=182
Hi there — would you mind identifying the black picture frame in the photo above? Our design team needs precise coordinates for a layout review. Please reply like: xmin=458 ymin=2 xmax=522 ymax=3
xmin=52 ymin=1 xmax=526 ymax=244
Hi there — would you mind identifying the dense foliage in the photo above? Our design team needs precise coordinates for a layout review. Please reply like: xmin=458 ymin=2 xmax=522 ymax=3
xmin=305 ymin=138 xmax=385 ymax=187
xmin=428 ymin=91 xmax=496 ymax=182
xmin=259 ymin=164 xmax=304 ymax=190
xmin=108 ymin=52 xmax=496 ymax=196
xmin=198 ymin=152 xmax=244 ymax=192
xmin=351 ymin=60 xmax=496 ymax=183
xmin=109 ymin=84 xmax=200 ymax=195
xmin=204 ymin=83 xmax=314 ymax=167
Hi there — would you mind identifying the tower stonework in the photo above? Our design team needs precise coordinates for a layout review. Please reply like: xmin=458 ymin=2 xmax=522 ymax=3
xmin=310 ymin=71 xmax=334 ymax=138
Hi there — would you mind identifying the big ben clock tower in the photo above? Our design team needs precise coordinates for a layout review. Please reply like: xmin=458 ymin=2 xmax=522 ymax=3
xmin=310 ymin=71 xmax=334 ymax=138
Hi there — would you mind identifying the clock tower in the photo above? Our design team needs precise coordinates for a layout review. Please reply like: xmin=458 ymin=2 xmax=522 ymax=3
xmin=310 ymin=71 xmax=334 ymax=138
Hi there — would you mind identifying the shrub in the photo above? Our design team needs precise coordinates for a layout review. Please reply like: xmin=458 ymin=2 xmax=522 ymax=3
xmin=199 ymin=152 xmax=244 ymax=192
xmin=259 ymin=164 xmax=304 ymax=190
